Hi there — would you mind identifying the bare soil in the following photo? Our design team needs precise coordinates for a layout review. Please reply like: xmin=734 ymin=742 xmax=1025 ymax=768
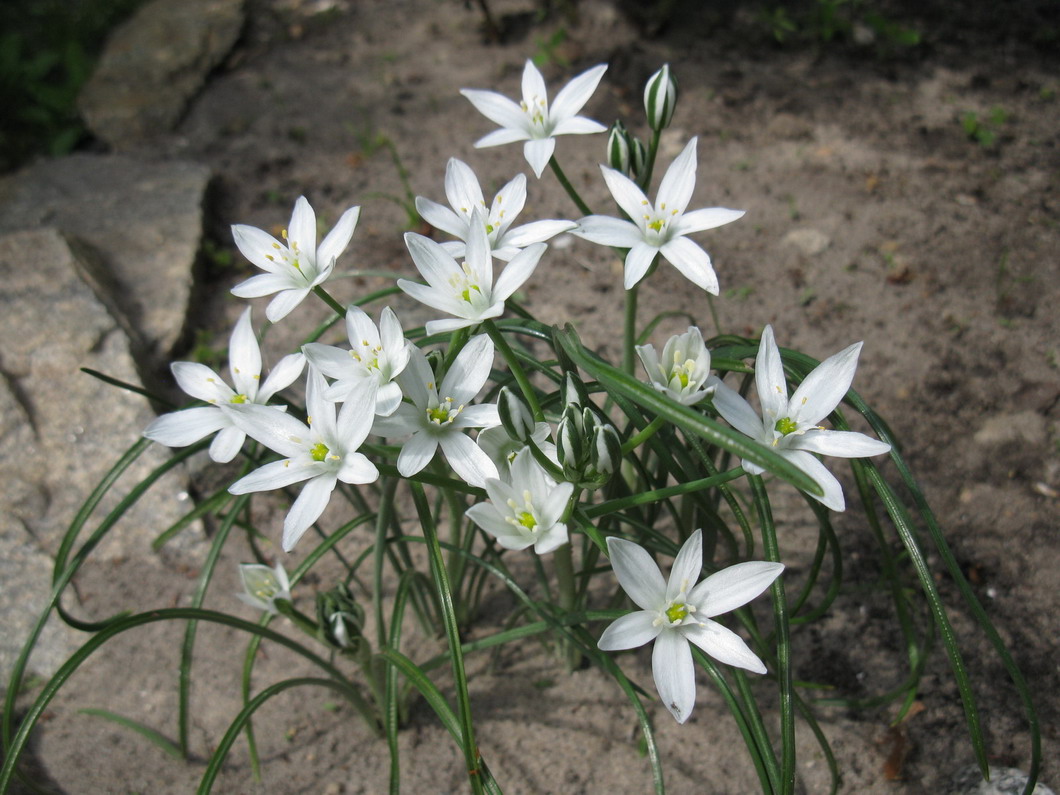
xmin=12 ymin=0 xmax=1059 ymax=792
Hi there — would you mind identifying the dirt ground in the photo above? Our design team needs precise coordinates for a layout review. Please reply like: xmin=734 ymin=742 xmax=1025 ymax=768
xmin=11 ymin=0 xmax=1059 ymax=792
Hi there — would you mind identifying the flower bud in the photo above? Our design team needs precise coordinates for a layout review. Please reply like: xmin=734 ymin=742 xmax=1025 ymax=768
xmin=644 ymin=64 xmax=678 ymax=131
xmin=316 ymin=583 xmax=365 ymax=652
xmin=629 ymin=135 xmax=648 ymax=181
xmin=607 ymin=121 xmax=632 ymax=174
xmin=562 ymin=372 xmax=589 ymax=410
xmin=498 ymin=387 xmax=535 ymax=442
xmin=237 ymin=563 xmax=291 ymax=615
xmin=557 ymin=409 xmax=584 ymax=474
xmin=590 ymin=422 xmax=622 ymax=476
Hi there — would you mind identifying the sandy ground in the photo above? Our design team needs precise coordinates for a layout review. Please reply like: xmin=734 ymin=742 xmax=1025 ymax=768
xmin=8 ymin=0 xmax=1059 ymax=792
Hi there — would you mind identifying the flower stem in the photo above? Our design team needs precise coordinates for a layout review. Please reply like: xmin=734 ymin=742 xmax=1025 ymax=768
xmin=749 ymin=474 xmax=795 ymax=795
xmin=706 ymin=293 xmax=724 ymax=335
xmin=549 ymin=156 xmax=592 ymax=217
xmin=551 ymin=542 xmax=580 ymax=670
xmin=622 ymin=283 xmax=640 ymax=375
xmin=621 ymin=414 xmax=666 ymax=454
xmin=638 ymin=128 xmax=662 ymax=191
xmin=313 ymin=284 xmax=347 ymax=317
xmin=409 ymin=481 xmax=484 ymax=793
xmin=483 ymin=319 xmax=544 ymax=422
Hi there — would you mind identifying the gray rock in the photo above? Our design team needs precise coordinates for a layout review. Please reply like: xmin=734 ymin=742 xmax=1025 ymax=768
xmin=78 ymin=0 xmax=245 ymax=149
xmin=782 ymin=228 xmax=832 ymax=257
xmin=952 ymin=765 xmax=1055 ymax=795
xmin=0 ymin=228 xmax=204 ymax=681
xmin=0 ymin=153 xmax=212 ymax=371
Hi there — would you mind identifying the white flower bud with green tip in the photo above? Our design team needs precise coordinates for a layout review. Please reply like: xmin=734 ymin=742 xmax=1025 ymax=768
xmin=644 ymin=63 xmax=678 ymax=131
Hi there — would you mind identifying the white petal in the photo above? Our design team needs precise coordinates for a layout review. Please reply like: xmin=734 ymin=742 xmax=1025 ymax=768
xmin=171 ymin=361 xmax=232 ymax=403
xmin=265 ymin=288 xmax=311 ymax=323
xmin=230 ymin=273 xmax=295 ymax=299
xmin=652 ymin=630 xmax=696 ymax=724
xmin=282 ymin=473 xmax=338 ymax=551
xmin=550 ymin=117 xmax=608 ymax=136
xmin=520 ymin=60 xmax=548 ymax=108
xmin=208 ymin=425 xmax=246 ymax=463
xmin=288 ymin=197 xmax=318 ymax=261
xmin=144 ymin=407 xmax=227 ymax=447
xmin=225 ymin=403 xmax=310 ymax=458
xmin=399 ymin=280 xmax=467 ymax=318
xmin=345 ymin=305 xmax=380 ymax=349
xmin=794 ymin=429 xmax=890 ymax=459
xmin=404 ymin=232 xmax=461 ymax=290
xmin=755 ymin=326 xmax=788 ymax=424
xmin=666 ymin=530 xmax=703 ymax=603
xmin=475 ymin=128 xmax=532 ymax=148
xmin=453 ymin=403 xmax=500 ymax=429
xmin=683 ymin=618 xmax=767 ymax=674
xmin=375 ymin=381 xmax=404 ymax=416
xmin=597 ymin=611 xmax=660 ymax=650
xmin=606 ymin=537 xmax=666 ymax=611
xmin=337 ymin=452 xmax=379 ymax=485
xmin=305 ymin=369 xmax=337 ymax=444
xmin=690 ymin=561 xmax=784 ymax=618
xmin=789 ymin=342 xmax=862 ymax=425
xmin=439 ymin=432 xmax=499 ymax=487
xmin=660 ymin=236 xmax=718 ymax=294
xmin=674 ymin=207 xmax=745 ymax=236
xmin=623 ymin=242 xmax=659 ymax=290
xmin=317 ymin=206 xmax=360 ymax=271
xmin=600 ymin=166 xmax=651 ymax=227
xmin=425 ymin=316 xmax=483 ymax=335
xmin=258 ymin=352 xmax=306 ymax=403
xmin=532 ymin=523 xmax=570 ymax=555
xmin=656 ymin=138 xmax=698 ymax=213
xmin=227 ymin=307 xmax=262 ymax=397
xmin=523 ymin=138 xmax=556 ymax=179
xmin=780 ymin=449 xmax=846 ymax=511
xmin=460 ymin=89 xmax=528 ymax=132
xmin=335 ymin=380 xmax=376 ymax=449
xmin=229 ymin=457 xmax=320 ymax=494
xmin=499 ymin=219 xmax=576 ymax=248
xmin=440 ymin=334 xmax=494 ymax=405
xmin=493 ymin=242 xmax=544 ymax=301
xmin=491 ymin=174 xmax=527 ymax=233
xmin=444 ymin=159 xmax=485 ymax=220
xmin=417 ymin=197 xmax=467 ymax=239
xmin=231 ymin=225 xmax=286 ymax=273
xmin=572 ymin=216 xmax=643 ymax=249
xmin=549 ymin=63 xmax=607 ymax=122
xmin=397 ymin=431 xmax=438 ymax=477
xmin=301 ymin=343 xmax=350 ymax=380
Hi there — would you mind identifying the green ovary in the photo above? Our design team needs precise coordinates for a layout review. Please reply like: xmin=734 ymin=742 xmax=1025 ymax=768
xmin=428 ymin=406 xmax=450 ymax=424
xmin=230 ymin=394 xmax=248 ymax=404
xmin=310 ymin=442 xmax=330 ymax=462
xmin=774 ymin=417 xmax=799 ymax=436
xmin=517 ymin=511 xmax=537 ymax=531
xmin=647 ymin=218 xmax=665 ymax=232
xmin=665 ymin=602 xmax=688 ymax=623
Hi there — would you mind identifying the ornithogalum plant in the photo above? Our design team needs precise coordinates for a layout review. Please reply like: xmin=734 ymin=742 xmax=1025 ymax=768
xmin=3 ymin=59 xmax=1039 ymax=795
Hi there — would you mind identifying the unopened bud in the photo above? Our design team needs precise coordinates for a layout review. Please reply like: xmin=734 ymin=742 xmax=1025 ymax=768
xmin=498 ymin=387 xmax=535 ymax=442
xmin=316 ymin=584 xmax=365 ymax=652
xmin=237 ymin=563 xmax=291 ymax=615
xmin=644 ymin=64 xmax=678 ymax=131
xmin=607 ymin=121 xmax=632 ymax=174
xmin=629 ymin=135 xmax=648 ymax=181
xmin=562 ymin=372 xmax=589 ymax=410
xmin=590 ymin=423 xmax=622 ymax=476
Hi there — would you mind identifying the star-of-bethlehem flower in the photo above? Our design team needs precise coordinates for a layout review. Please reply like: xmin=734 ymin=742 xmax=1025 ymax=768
xmin=371 ymin=334 xmax=501 ymax=488
xmin=636 ymin=325 xmax=719 ymax=406
xmin=466 ymin=448 xmax=574 ymax=554
xmin=231 ymin=196 xmax=360 ymax=322
xmin=302 ymin=305 xmax=411 ymax=416
xmin=236 ymin=562 xmax=291 ymax=614
xmin=226 ymin=369 xmax=379 ymax=552
xmin=711 ymin=325 xmax=892 ymax=512
xmin=461 ymin=59 xmax=608 ymax=178
xmin=415 ymin=158 xmax=576 ymax=262
xmin=144 ymin=307 xmax=305 ymax=463
xmin=598 ymin=529 xmax=784 ymax=724
xmin=573 ymin=137 xmax=744 ymax=293
xmin=398 ymin=208 xmax=546 ymax=335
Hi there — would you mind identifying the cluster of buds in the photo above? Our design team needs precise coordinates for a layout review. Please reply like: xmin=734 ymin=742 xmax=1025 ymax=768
xmin=555 ymin=375 xmax=621 ymax=489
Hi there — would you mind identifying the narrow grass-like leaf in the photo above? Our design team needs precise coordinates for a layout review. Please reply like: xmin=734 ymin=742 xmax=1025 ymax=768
xmin=78 ymin=708 xmax=183 ymax=759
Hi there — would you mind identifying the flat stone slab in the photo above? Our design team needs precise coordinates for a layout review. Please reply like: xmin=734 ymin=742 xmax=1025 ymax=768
xmin=78 ymin=0 xmax=245 ymax=149
xmin=0 ymin=153 xmax=211 ymax=368
xmin=0 ymin=228 xmax=204 ymax=682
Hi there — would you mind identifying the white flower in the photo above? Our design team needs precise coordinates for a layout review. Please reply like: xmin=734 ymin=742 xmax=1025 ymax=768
xmin=636 ymin=326 xmax=718 ymax=406
xmin=461 ymin=60 xmax=608 ymax=178
xmin=302 ymin=305 xmax=411 ymax=416
xmin=371 ymin=334 xmax=501 ymax=488
xmin=144 ymin=307 xmax=305 ymax=463
xmin=573 ymin=137 xmax=744 ymax=293
xmin=237 ymin=562 xmax=291 ymax=614
xmin=598 ymin=529 xmax=783 ymax=724
xmin=466 ymin=448 xmax=574 ymax=554
xmin=227 ymin=370 xmax=379 ymax=551
xmin=398 ymin=209 xmax=545 ymax=334
xmin=416 ymin=158 xmax=575 ymax=262
xmin=231 ymin=196 xmax=360 ymax=322
xmin=711 ymin=325 xmax=892 ymax=512
xmin=477 ymin=422 xmax=556 ymax=479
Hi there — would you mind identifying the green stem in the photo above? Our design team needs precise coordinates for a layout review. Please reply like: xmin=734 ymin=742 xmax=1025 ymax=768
xmin=750 ymin=474 xmax=794 ymax=795
xmin=552 ymin=542 xmax=579 ymax=670
xmin=706 ymin=293 xmax=723 ymax=336
xmin=409 ymin=482 xmax=484 ymax=794
xmin=549 ymin=156 xmax=592 ymax=217
xmin=638 ymin=128 xmax=662 ymax=191
xmin=483 ymin=319 xmax=543 ymax=422
xmin=623 ymin=283 xmax=640 ymax=375
xmin=313 ymin=284 xmax=347 ymax=317
xmin=622 ymin=414 xmax=666 ymax=454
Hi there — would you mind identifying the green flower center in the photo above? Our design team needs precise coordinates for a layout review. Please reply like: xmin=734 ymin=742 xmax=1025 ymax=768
xmin=647 ymin=218 xmax=666 ymax=233
xmin=665 ymin=602 xmax=689 ymax=623
xmin=517 ymin=511 xmax=537 ymax=530
xmin=310 ymin=442 xmax=330 ymax=462
xmin=774 ymin=417 xmax=799 ymax=436
xmin=230 ymin=393 xmax=248 ymax=404
xmin=428 ymin=406 xmax=450 ymax=424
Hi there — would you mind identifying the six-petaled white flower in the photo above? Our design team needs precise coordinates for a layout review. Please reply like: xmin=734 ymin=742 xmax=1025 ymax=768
xmin=636 ymin=325 xmax=719 ymax=406
xmin=466 ymin=448 xmax=574 ymax=554
xmin=144 ymin=307 xmax=305 ymax=463
xmin=416 ymin=158 xmax=575 ymax=262
xmin=598 ymin=529 xmax=783 ymax=724
xmin=226 ymin=370 xmax=379 ymax=551
xmin=398 ymin=209 xmax=545 ymax=334
xmin=573 ymin=137 xmax=744 ymax=293
xmin=302 ymin=305 xmax=411 ymax=416
xmin=711 ymin=325 xmax=892 ymax=511
xmin=231 ymin=196 xmax=360 ymax=322
xmin=461 ymin=60 xmax=608 ymax=178
xmin=236 ymin=562 xmax=291 ymax=614
xmin=371 ymin=334 xmax=501 ymax=488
